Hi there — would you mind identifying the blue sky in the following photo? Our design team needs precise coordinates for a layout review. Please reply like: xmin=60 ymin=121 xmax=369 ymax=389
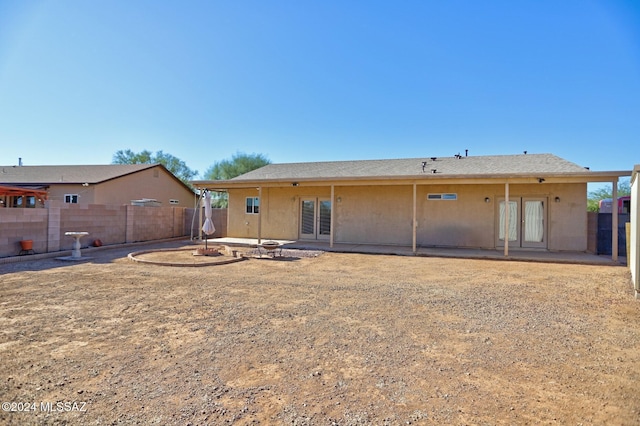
xmin=0 ymin=0 xmax=638 ymax=180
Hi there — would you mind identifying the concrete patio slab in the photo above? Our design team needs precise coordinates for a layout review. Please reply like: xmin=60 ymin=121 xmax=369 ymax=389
xmin=207 ymin=237 xmax=624 ymax=266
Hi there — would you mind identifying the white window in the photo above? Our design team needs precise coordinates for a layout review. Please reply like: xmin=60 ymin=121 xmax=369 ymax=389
xmin=169 ymin=199 xmax=179 ymax=205
xmin=427 ymin=193 xmax=457 ymax=200
xmin=246 ymin=197 xmax=259 ymax=214
xmin=64 ymin=194 xmax=79 ymax=204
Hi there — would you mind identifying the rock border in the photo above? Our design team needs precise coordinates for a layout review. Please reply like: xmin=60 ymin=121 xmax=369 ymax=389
xmin=127 ymin=247 xmax=246 ymax=267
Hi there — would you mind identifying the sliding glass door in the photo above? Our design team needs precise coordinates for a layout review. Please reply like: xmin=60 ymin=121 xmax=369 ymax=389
xmin=300 ymin=198 xmax=331 ymax=240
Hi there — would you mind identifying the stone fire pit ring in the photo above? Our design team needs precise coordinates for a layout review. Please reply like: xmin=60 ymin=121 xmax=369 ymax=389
xmin=128 ymin=246 xmax=246 ymax=267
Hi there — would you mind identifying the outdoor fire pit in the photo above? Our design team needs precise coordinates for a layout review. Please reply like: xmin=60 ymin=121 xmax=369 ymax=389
xmin=258 ymin=241 xmax=283 ymax=257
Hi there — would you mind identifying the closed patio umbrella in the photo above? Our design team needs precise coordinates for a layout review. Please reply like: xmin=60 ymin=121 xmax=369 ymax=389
xmin=202 ymin=191 xmax=216 ymax=249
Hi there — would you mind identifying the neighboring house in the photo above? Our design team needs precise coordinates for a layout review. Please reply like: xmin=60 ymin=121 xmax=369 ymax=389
xmin=1 ymin=164 xmax=195 ymax=207
xmin=192 ymin=153 xmax=630 ymax=256
xmin=599 ymin=196 xmax=631 ymax=214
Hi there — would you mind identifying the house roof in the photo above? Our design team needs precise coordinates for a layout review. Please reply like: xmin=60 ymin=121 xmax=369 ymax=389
xmin=232 ymin=154 xmax=589 ymax=180
xmin=1 ymin=164 xmax=162 ymax=185
xmin=0 ymin=163 xmax=195 ymax=194
xmin=192 ymin=154 xmax=631 ymax=189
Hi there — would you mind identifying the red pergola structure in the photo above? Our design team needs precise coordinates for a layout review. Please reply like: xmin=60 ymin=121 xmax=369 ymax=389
xmin=0 ymin=185 xmax=48 ymax=207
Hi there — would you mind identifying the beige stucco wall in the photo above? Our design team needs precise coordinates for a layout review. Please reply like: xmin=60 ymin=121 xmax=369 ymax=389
xmin=416 ymin=184 xmax=496 ymax=248
xmin=47 ymin=184 xmax=97 ymax=204
xmin=226 ymin=182 xmax=588 ymax=251
xmin=418 ymin=182 xmax=586 ymax=250
xmin=45 ymin=167 xmax=195 ymax=207
xmin=545 ymin=183 xmax=588 ymax=251
xmin=95 ymin=167 xmax=195 ymax=207
xmin=228 ymin=187 xmax=326 ymax=240
xmin=335 ymin=185 xmax=413 ymax=245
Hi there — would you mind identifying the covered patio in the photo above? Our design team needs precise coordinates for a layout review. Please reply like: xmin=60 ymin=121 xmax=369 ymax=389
xmin=193 ymin=155 xmax=630 ymax=264
xmin=207 ymin=237 xmax=623 ymax=266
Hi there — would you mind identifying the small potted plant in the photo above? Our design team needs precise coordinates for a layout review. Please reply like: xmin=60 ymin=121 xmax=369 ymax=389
xmin=20 ymin=240 xmax=33 ymax=251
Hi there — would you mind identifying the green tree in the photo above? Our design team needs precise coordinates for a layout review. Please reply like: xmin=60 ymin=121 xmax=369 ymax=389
xmin=112 ymin=149 xmax=198 ymax=186
xmin=204 ymin=152 xmax=271 ymax=180
xmin=204 ymin=152 xmax=271 ymax=207
xmin=587 ymin=179 xmax=631 ymax=212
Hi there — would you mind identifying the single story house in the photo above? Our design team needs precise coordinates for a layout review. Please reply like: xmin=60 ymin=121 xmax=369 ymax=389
xmin=1 ymin=164 xmax=195 ymax=208
xmin=192 ymin=153 xmax=630 ymax=259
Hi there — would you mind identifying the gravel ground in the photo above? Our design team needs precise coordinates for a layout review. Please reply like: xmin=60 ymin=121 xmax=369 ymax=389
xmin=1 ymin=242 xmax=639 ymax=425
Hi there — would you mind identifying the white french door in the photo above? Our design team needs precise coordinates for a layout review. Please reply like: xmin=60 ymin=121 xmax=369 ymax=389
xmin=300 ymin=198 xmax=331 ymax=240
xmin=497 ymin=197 xmax=546 ymax=249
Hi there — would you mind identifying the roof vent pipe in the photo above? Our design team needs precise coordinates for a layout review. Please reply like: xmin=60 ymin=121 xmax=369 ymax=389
xmin=18 ymin=158 xmax=22 ymax=166
xmin=465 ymin=149 xmax=468 ymax=157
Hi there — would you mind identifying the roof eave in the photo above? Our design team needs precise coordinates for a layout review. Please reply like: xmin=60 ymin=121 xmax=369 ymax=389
xmin=192 ymin=169 xmax=632 ymax=190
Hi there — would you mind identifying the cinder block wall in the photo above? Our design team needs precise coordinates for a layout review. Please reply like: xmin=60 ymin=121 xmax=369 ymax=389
xmin=0 ymin=208 xmax=48 ymax=257
xmin=0 ymin=204 xmax=226 ymax=258
xmin=127 ymin=205 xmax=185 ymax=242
xmin=210 ymin=208 xmax=228 ymax=238
xmin=189 ymin=208 xmax=228 ymax=239
xmin=58 ymin=203 xmax=128 ymax=250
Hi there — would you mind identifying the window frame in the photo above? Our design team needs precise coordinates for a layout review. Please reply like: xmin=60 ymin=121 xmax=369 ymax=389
xmin=245 ymin=196 xmax=260 ymax=214
xmin=427 ymin=193 xmax=458 ymax=201
xmin=64 ymin=194 xmax=79 ymax=204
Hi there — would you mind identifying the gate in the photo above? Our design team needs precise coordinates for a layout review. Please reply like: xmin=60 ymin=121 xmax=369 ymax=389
xmin=597 ymin=213 xmax=630 ymax=256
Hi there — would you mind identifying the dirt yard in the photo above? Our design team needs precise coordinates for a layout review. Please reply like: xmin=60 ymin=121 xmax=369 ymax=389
xmin=1 ymin=241 xmax=639 ymax=425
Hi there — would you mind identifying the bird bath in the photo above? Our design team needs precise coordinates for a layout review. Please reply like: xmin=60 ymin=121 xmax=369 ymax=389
xmin=65 ymin=232 xmax=89 ymax=259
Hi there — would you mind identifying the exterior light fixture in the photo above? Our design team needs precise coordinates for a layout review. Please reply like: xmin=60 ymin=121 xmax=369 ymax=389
xmin=292 ymin=182 xmax=299 ymax=187
xmin=555 ymin=196 xmax=561 ymax=203
xmin=484 ymin=197 xmax=491 ymax=203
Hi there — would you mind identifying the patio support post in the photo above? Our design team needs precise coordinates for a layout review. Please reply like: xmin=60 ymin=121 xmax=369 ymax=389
xmin=504 ymin=182 xmax=509 ymax=257
xmin=258 ymin=186 xmax=262 ymax=245
xmin=198 ymin=190 xmax=203 ymax=241
xmin=330 ymin=184 xmax=335 ymax=248
xmin=412 ymin=183 xmax=417 ymax=254
xmin=612 ymin=178 xmax=618 ymax=262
